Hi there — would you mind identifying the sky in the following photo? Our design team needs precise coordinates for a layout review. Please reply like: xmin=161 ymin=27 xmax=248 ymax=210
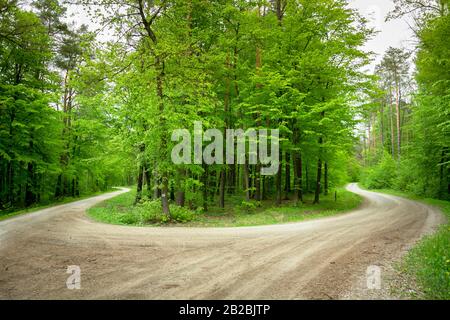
xmin=348 ymin=0 xmax=416 ymax=72
xmin=66 ymin=0 xmax=416 ymax=73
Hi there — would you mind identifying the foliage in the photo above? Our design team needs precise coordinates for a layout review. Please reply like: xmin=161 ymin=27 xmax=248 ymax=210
xmin=362 ymin=153 xmax=398 ymax=189
xmin=0 ymin=1 xmax=134 ymax=212
xmin=89 ymin=187 xmax=362 ymax=227
xmin=369 ymin=188 xmax=450 ymax=300
xmin=361 ymin=1 xmax=449 ymax=200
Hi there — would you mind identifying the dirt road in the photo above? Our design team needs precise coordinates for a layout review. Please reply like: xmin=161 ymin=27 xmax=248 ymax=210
xmin=0 ymin=184 xmax=444 ymax=299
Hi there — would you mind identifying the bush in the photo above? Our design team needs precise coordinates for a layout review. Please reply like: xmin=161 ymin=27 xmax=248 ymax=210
xmin=135 ymin=199 xmax=169 ymax=223
xmin=169 ymin=205 xmax=196 ymax=223
xmin=118 ymin=213 xmax=140 ymax=225
xmin=363 ymin=153 xmax=397 ymax=189
xmin=237 ymin=200 xmax=259 ymax=213
xmin=133 ymin=199 xmax=197 ymax=224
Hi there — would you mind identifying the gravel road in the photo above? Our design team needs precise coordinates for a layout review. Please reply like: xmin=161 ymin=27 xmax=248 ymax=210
xmin=0 ymin=183 xmax=444 ymax=299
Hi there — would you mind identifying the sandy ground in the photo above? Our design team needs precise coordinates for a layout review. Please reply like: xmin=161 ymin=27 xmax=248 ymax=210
xmin=0 ymin=183 xmax=445 ymax=299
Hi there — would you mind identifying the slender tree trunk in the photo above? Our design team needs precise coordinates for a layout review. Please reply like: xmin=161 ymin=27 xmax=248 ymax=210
xmin=161 ymin=176 xmax=170 ymax=214
xmin=25 ymin=161 xmax=35 ymax=207
xmin=368 ymin=116 xmax=371 ymax=156
xmin=305 ymin=164 xmax=309 ymax=193
xmin=75 ymin=177 xmax=79 ymax=197
xmin=395 ymin=82 xmax=401 ymax=160
xmin=293 ymin=151 xmax=303 ymax=204
xmin=219 ymin=169 xmax=225 ymax=208
xmin=324 ymin=162 xmax=328 ymax=196
xmin=389 ymin=88 xmax=395 ymax=157
xmin=380 ymin=102 xmax=385 ymax=149
xmin=144 ymin=164 xmax=151 ymax=198
xmin=135 ymin=164 xmax=144 ymax=204
xmin=276 ymin=151 xmax=282 ymax=206
xmin=284 ymin=151 xmax=290 ymax=199
xmin=262 ymin=175 xmax=268 ymax=200
xmin=314 ymin=109 xmax=325 ymax=204
xmin=228 ymin=163 xmax=236 ymax=194
xmin=372 ymin=113 xmax=377 ymax=151
xmin=439 ymin=149 xmax=445 ymax=199
xmin=313 ymin=156 xmax=322 ymax=204
xmin=243 ymin=163 xmax=250 ymax=201
xmin=202 ymin=164 xmax=208 ymax=211
xmin=254 ymin=164 xmax=261 ymax=201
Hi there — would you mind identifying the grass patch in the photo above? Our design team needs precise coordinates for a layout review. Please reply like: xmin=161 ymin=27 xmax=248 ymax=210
xmin=0 ymin=188 xmax=118 ymax=222
xmin=87 ymin=187 xmax=362 ymax=228
xmin=362 ymin=186 xmax=450 ymax=300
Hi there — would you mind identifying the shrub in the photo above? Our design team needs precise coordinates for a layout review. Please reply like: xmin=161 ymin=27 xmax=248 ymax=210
xmin=134 ymin=199 xmax=169 ymax=224
xmin=133 ymin=199 xmax=197 ymax=223
xmin=118 ymin=213 xmax=140 ymax=225
xmin=169 ymin=204 xmax=196 ymax=223
xmin=363 ymin=153 xmax=397 ymax=189
xmin=238 ymin=200 xmax=258 ymax=213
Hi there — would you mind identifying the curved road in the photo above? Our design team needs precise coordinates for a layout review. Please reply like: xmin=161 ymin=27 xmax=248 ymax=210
xmin=0 ymin=184 xmax=444 ymax=299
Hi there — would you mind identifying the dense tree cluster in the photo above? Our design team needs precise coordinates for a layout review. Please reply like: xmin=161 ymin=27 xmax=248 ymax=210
xmin=4 ymin=0 xmax=447 ymax=217
xmin=0 ymin=0 xmax=132 ymax=211
xmin=73 ymin=0 xmax=372 ymax=217
xmin=361 ymin=0 xmax=449 ymax=199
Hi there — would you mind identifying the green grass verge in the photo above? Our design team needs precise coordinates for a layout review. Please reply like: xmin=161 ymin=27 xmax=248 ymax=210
xmin=361 ymin=186 xmax=450 ymax=300
xmin=0 ymin=188 xmax=119 ymax=222
xmin=87 ymin=187 xmax=362 ymax=228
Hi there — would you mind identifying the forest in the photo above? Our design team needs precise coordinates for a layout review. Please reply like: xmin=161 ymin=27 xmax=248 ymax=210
xmin=0 ymin=0 xmax=448 ymax=219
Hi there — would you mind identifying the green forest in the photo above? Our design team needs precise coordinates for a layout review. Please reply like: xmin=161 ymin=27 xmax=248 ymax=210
xmin=0 ymin=0 xmax=448 ymax=218
xmin=0 ymin=0 xmax=449 ymax=301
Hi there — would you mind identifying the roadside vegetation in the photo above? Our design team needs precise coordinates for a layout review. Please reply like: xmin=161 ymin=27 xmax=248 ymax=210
xmin=88 ymin=187 xmax=362 ymax=228
xmin=361 ymin=187 xmax=450 ymax=300
xmin=357 ymin=1 xmax=449 ymax=300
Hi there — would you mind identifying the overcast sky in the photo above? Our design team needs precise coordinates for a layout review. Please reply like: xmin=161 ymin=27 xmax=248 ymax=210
xmin=348 ymin=0 xmax=416 ymax=72
xmin=66 ymin=0 xmax=416 ymax=73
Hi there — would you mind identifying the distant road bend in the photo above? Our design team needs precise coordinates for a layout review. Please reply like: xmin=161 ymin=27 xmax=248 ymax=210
xmin=0 ymin=184 xmax=444 ymax=299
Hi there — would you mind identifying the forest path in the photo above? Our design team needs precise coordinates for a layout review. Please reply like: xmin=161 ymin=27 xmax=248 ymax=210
xmin=0 ymin=184 xmax=444 ymax=299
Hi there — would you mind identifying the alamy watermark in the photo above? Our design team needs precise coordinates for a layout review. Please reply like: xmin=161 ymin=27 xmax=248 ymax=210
xmin=66 ymin=265 xmax=81 ymax=290
xmin=171 ymin=121 xmax=279 ymax=175
xmin=366 ymin=265 xmax=381 ymax=290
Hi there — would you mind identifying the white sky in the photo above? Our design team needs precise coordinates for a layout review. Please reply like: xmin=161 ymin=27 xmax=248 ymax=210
xmin=66 ymin=0 xmax=416 ymax=74
xmin=348 ymin=0 xmax=416 ymax=72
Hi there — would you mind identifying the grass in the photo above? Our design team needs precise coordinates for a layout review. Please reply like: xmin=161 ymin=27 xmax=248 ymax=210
xmin=362 ymin=186 xmax=450 ymax=300
xmin=87 ymin=186 xmax=363 ymax=228
xmin=0 ymin=188 xmax=118 ymax=222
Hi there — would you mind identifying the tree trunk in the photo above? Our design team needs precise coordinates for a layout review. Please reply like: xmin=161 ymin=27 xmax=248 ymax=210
xmin=134 ymin=164 xmax=144 ymax=204
xmin=276 ymin=151 xmax=282 ymax=206
xmin=324 ymin=162 xmax=328 ymax=196
xmin=395 ymin=82 xmax=401 ymax=160
xmin=202 ymin=164 xmax=208 ymax=211
xmin=243 ymin=163 xmax=250 ymax=201
xmin=161 ymin=176 xmax=170 ymax=215
xmin=293 ymin=151 xmax=303 ymax=204
xmin=156 ymin=58 xmax=170 ymax=216
xmin=313 ymin=157 xmax=322 ymax=204
xmin=25 ymin=161 xmax=35 ymax=207
xmin=305 ymin=164 xmax=309 ymax=193
xmin=284 ymin=151 xmax=290 ymax=199
xmin=144 ymin=164 xmax=152 ymax=198
xmin=389 ymin=88 xmax=395 ymax=157
xmin=254 ymin=164 xmax=261 ymax=201
xmin=219 ymin=168 xmax=225 ymax=208
xmin=380 ymin=102 xmax=385 ymax=149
